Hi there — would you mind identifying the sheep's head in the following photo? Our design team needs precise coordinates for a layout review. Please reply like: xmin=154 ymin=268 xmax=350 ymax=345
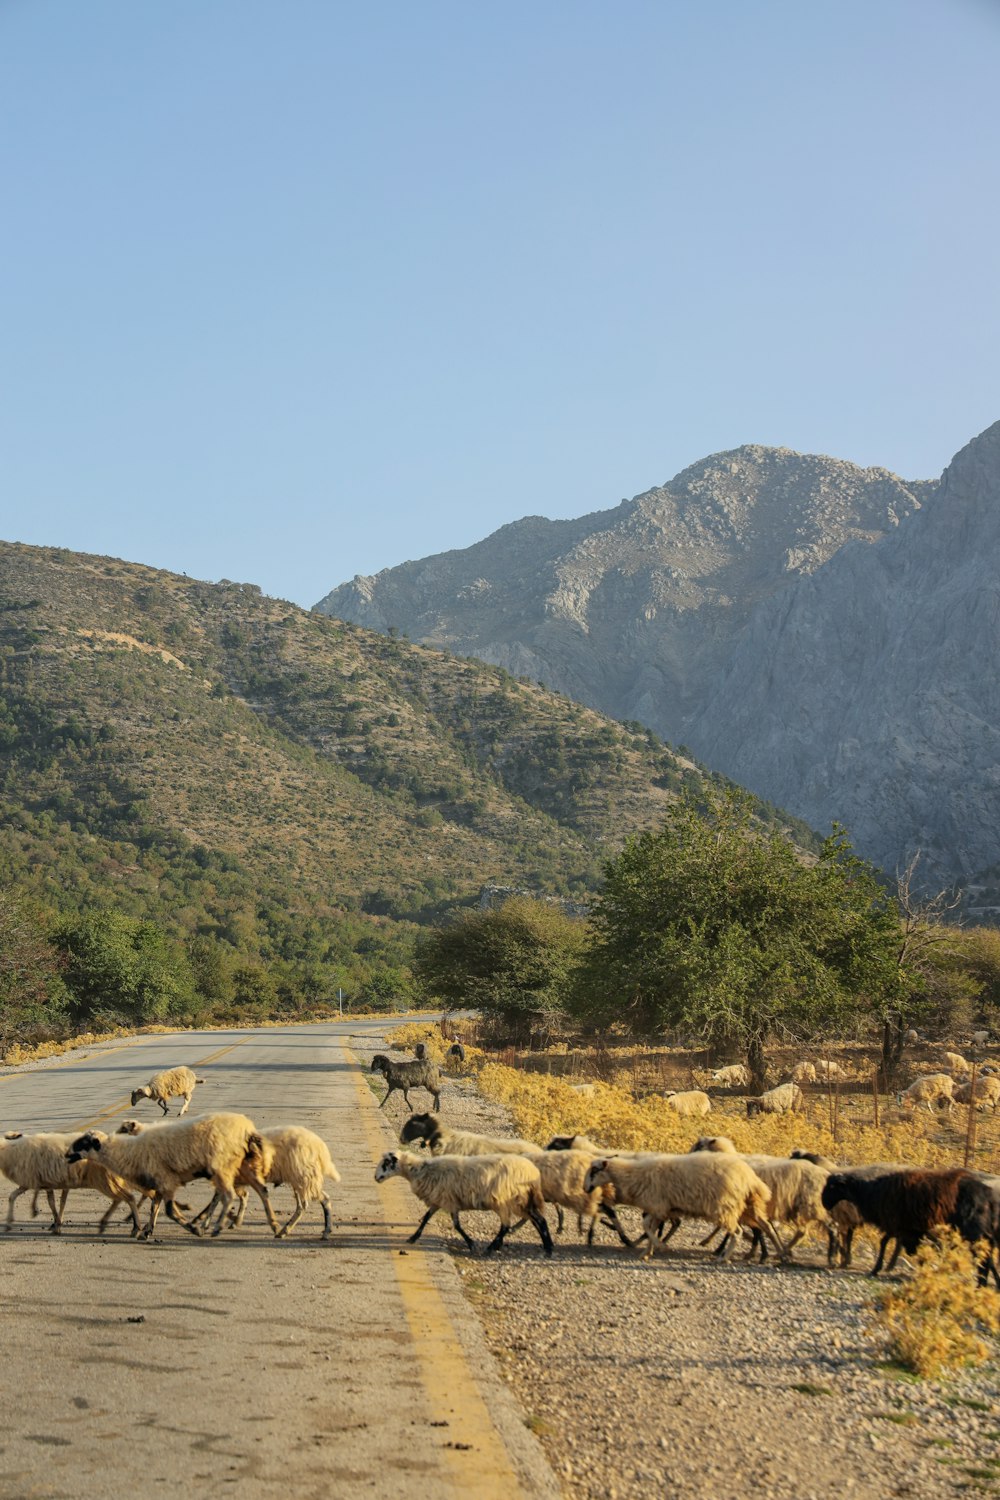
xmin=374 ymin=1151 xmax=400 ymax=1182
xmin=583 ymin=1159 xmax=610 ymax=1193
xmin=745 ymin=1099 xmax=763 ymax=1117
xmin=129 ymin=1087 xmax=151 ymax=1106
xmin=689 ymin=1135 xmax=735 ymax=1154
xmin=399 ymin=1113 xmax=434 ymax=1146
xmin=545 ymin=1135 xmax=577 ymax=1151
xmin=117 ymin=1119 xmax=146 ymax=1135
xmin=820 ymin=1174 xmax=852 ymax=1211
xmin=370 ymin=1055 xmax=389 ymax=1076
xmin=66 ymin=1131 xmax=105 ymax=1163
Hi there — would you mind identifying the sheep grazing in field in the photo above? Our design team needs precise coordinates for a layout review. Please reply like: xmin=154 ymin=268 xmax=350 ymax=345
xmin=973 ymin=1030 xmax=990 ymax=1047
xmin=663 ymin=1090 xmax=711 ymax=1118
xmin=745 ymin=1083 xmax=803 ymax=1118
xmin=375 ymin=1150 xmax=553 ymax=1257
xmin=710 ymin=1065 xmax=751 ymax=1089
xmin=688 ymin=1138 xmax=832 ymax=1262
xmin=583 ymin=1153 xmax=778 ymax=1262
xmin=821 ymin=1166 xmax=970 ymax=1276
xmin=224 ymin=1126 xmax=341 ymax=1238
xmin=942 ymin=1051 xmax=973 ymax=1079
xmin=814 ymin=1060 xmax=848 ymax=1082
xmin=896 ymin=1073 xmax=955 ymax=1114
xmin=954 ymin=1075 xmax=1000 ymax=1112
xmin=130 ymin=1065 xmax=206 ymax=1117
xmin=791 ymin=1061 xmax=817 ymax=1086
xmin=66 ymin=1112 xmax=268 ymax=1239
xmin=1 ymin=1132 xmax=141 ymax=1236
xmin=370 ymin=1054 xmax=442 ymax=1112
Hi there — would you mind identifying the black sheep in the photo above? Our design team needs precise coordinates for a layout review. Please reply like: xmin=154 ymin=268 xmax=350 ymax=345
xmin=821 ymin=1166 xmax=970 ymax=1276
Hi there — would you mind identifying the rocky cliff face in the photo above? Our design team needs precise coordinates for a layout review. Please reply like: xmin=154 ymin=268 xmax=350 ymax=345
xmin=687 ymin=421 xmax=1000 ymax=888
xmin=316 ymin=445 xmax=928 ymax=738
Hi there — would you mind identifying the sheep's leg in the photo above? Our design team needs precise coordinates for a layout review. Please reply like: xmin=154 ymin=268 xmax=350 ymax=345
xmin=586 ymin=1213 xmax=597 ymax=1246
xmin=178 ymin=1093 xmax=191 ymax=1116
xmin=841 ymin=1224 xmax=856 ymax=1268
xmin=600 ymin=1204 xmax=636 ymax=1248
xmin=527 ymin=1206 xmax=554 ymax=1257
xmin=432 ymin=1089 xmax=441 ymax=1113
xmin=318 ymin=1192 xmax=332 ymax=1237
xmin=30 ymin=1190 xmax=41 ymax=1218
xmin=408 ymin=1205 xmax=437 ymax=1244
xmin=162 ymin=1195 xmax=200 ymax=1235
xmin=141 ymin=1195 xmax=164 ymax=1240
xmin=640 ymin=1213 xmax=662 ymax=1261
xmin=658 ymin=1216 xmax=683 ymax=1244
xmin=228 ymin=1188 xmax=250 ymax=1228
xmin=378 ymin=1081 xmax=397 ymax=1111
xmin=869 ymin=1233 xmax=892 ymax=1276
xmin=761 ymin=1219 xmax=790 ymax=1263
xmin=554 ymin=1204 xmax=565 ymax=1236
xmin=243 ymin=1180 xmax=280 ymax=1236
xmin=883 ymin=1239 xmax=907 ymax=1275
xmin=484 ymin=1223 xmax=508 ymax=1256
xmin=451 ymin=1212 xmax=478 ymax=1254
xmin=188 ymin=1195 xmax=220 ymax=1230
xmin=744 ymin=1227 xmax=765 ymax=1262
xmin=158 ymin=1098 xmax=170 ymax=1116
xmin=6 ymin=1185 xmax=26 ymax=1230
xmin=712 ymin=1233 xmax=733 ymax=1257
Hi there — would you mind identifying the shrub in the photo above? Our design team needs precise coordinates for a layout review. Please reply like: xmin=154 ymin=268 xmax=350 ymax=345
xmin=873 ymin=1229 xmax=1000 ymax=1378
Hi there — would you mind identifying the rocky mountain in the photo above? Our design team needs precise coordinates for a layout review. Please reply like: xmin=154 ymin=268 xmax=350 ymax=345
xmin=316 ymin=446 xmax=929 ymax=738
xmin=688 ymin=420 xmax=1000 ymax=892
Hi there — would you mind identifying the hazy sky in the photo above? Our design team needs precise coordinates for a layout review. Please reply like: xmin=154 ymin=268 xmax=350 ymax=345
xmin=2 ymin=1 xmax=998 ymax=608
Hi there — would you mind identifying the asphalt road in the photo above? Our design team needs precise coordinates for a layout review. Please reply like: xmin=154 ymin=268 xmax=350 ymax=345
xmin=0 ymin=1021 xmax=557 ymax=1500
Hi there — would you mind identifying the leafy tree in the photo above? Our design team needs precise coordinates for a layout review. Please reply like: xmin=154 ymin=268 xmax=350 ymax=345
xmin=571 ymin=790 xmax=902 ymax=1088
xmin=415 ymin=896 xmax=588 ymax=1043
xmin=0 ymin=891 xmax=67 ymax=1053
xmin=54 ymin=910 xmax=197 ymax=1027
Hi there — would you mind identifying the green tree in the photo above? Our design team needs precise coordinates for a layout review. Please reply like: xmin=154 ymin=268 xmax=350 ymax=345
xmin=0 ymin=892 xmax=67 ymax=1053
xmin=415 ymin=896 xmax=587 ymax=1042
xmin=54 ymin=910 xmax=197 ymax=1027
xmin=571 ymin=790 xmax=901 ymax=1088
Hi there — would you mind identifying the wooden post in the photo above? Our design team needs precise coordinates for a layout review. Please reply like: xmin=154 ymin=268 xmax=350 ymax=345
xmin=833 ymin=1077 xmax=840 ymax=1143
xmin=872 ymin=1066 xmax=880 ymax=1130
xmin=964 ymin=1061 xmax=979 ymax=1169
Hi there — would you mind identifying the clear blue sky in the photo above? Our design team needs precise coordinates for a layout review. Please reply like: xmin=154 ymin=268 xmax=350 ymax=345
xmin=2 ymin=0 xmax=998 ymax=608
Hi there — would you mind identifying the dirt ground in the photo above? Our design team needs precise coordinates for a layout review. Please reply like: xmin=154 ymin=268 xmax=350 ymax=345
xmin=362 ymin=1028 xmax=1000 ymax=1500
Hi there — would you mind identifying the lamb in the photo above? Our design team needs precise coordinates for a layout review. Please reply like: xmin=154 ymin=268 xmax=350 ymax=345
xmin=66 ymin=1112 xmax=268 ymax=1239
xmin=710 ymin=1065 xmax=751 ymax=1089
xmin=583 ymin=1152 xmax=777 ymax=1262
xmin=896 ymin=1074 xmax=955 ymax=1114
xmin=375 ymin=1149 xmax=553 ymax=1256
xmin=688 ymin=1138 xmax=832 ymax=1262
xmin=791 ymin=1061 xmax=817 ymax=1085
xmin=821 ymin=1166 xmax=970 ymax=1275
xmin=954 ymin=1075 xmax=1000 ymax=1112
xmin=130 ymin=1065 xmax=206 ymax=1117
xmin=663 ymin=1090 xmax=711 ymax=1118
xmin=745 ymin=1082 xmax=803 ymax=1117
xmin=942 ymin=1051 xmax=973 ymax=1079
xmin=370 ymin=1054 xmax=442 ymax=1112
xmin=0 ymin=1132 xmax=141 ymax=1235
xmin=400 ymin=1115 xmax=631 ymax=1244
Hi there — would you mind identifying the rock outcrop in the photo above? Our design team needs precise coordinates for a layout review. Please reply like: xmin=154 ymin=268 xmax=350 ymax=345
xmin=316 ymin=445 xmax=927 ymax=737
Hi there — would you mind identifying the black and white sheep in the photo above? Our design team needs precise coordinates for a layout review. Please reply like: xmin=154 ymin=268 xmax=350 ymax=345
xmin=67 ymin=1112 xmax=268 ymax=1239
xmin=130 ymin=1065 xmax=206 ymax=1116
xmin=375 ymin=1149 xmax=553 ymax=1257
xmin=370 ymin=1054 xmax=442 ymax=1112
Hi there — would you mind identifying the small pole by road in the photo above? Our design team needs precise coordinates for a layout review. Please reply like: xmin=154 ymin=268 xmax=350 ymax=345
xmin=338 ymin=988 xmax=343 ymax=1019
xmin=872 ymin=1066 xmax=880 ymax=1130
xmin=964 ymin=1061 xmax=979 ymax=1169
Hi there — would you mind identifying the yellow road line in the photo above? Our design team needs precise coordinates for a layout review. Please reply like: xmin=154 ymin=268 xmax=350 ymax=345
xmin=344 ymin=1037 xmax=527 ymax=1499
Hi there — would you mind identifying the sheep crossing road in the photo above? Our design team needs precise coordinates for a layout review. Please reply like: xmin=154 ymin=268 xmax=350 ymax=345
xmin=0 ymin=1021 xmax=557 ymax=1500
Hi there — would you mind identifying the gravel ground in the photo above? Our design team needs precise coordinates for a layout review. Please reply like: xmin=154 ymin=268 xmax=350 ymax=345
xmin=357 ymin=1028 xmax=1000 ymax=1500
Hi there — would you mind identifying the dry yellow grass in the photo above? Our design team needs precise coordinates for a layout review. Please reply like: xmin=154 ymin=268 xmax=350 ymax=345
xmin=385 ymin=1021 xmax=485 ymax=1069
xmin=475 ymin=1062 xmax=998 ymax=1170
xmin=873 ymin=1229 xmax=1000 ymax=1377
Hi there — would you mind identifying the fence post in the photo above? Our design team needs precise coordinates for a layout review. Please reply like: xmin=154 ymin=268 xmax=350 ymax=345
xmin=833 ymin=1077 xmax=840 ymax=1143
xmin=964 ymin=1061 xmax=979 ymax=1169
xmin=872 ymin=1066 xmax=880 ymax=1130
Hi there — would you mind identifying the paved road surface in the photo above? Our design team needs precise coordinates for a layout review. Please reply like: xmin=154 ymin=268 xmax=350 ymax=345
xmin=0 ymin=1021 xmax=557 ymax=1500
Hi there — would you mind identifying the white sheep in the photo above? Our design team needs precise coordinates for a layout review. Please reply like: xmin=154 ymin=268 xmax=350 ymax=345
xmin=791 ymin=1061 xmax=817 ymax=1085
xmin=130 ymin=1065 xmax=206 ymax=1117
xmin=687 ymin=1137 xmax=830 ymax=1261
xmin=710 ymin=1065 xmax=751 ymax=1089
xmin=814 ymin=1060 xmax=848 ymax=1082
xmin=954 ymin=1075 xmax=1000 ymax=1113
xmin=1 ymin=1132 xmax=141 ymax=1235
xmin=583 ymin=1152 xmax=777 ymax=1262
xmin=896 ymin=1074 xmax=955 ymax=1114
xmin=745 ymin=1083 xmax=803 ymax=1117
xmin=67 ymin=1112 xmax=268 ymax=1238
xmin=374 ymin=1149 xmax=553 ymax=1256
xmin=663 ymin=1089 xmax=711 ymax=1118
xmin=942 ymin=1051 xmax=973 ymax=1079
xmin=226 ymin=1126 xmax=341 ymax=1237
xmin=569 ymin=1083 xmax=598 ymax=1098
xmin=973 ymin=1030 xmax=990 ymax=1047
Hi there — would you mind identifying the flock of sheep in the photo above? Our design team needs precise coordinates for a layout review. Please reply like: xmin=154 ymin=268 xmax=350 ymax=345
xmin=5 ymin=1041 xmax=1000 ymax=1291
xmin=1 ymin=1066 xmax=340 ymax=1240
xmin=369 ymin=1040 xmax=1000 ymax=1287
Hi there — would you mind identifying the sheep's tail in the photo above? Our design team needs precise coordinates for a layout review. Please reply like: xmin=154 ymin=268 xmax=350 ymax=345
xmin=747 ymin=1183 xmax=771 ymax=1226
xmin=195 ymin=1077 xmax=207 ymax=1084
xmin=529 ymin=1183 xmax=546 ymax=1219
